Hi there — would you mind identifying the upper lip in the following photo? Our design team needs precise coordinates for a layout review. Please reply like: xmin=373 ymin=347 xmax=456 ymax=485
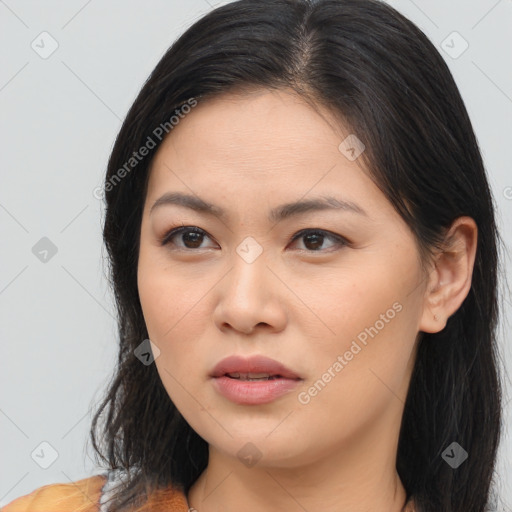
xmin=210 ymin=355 xmax=302 ymax=380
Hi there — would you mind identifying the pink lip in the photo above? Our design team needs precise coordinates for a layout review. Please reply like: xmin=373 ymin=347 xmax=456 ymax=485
xmin=211 ymin=376 xmax=301 ymax=405
xmin=210 ymin=355 xmax=302 ymax=405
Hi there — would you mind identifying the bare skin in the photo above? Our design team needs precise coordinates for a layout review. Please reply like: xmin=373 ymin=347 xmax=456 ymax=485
xmin=137 ymin=87 xmax=477 ymax=512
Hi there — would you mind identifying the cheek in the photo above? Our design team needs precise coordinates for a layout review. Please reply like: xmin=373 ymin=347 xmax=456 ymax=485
xmin=137 ymin=260 xmax=211 ymax=413
xmin=138 ymin=272 xmax=209 ymax=349
xmin=299 ymin=257 xmax=419 ymax=390
xmin=296 ymin=262 xmax=402 ymax=346
xmin=137 ymin=245 xmax=211 ymax=362
xmin=295 ymin=302 xmax=416 ymax=443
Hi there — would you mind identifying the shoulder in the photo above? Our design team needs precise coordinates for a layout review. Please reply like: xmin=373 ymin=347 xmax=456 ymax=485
xmin=1 ymin=473 xmax=108 ymax=512
xmin=2 ymin=470 xmax=190 ymax=512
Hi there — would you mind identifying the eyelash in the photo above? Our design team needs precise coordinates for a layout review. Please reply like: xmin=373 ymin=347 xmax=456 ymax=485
xmin=159 ymin=225 xmax=350 ymax=253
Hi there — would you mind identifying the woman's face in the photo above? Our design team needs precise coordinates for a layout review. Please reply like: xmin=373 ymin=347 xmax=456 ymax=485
xmin=137 ymin=88 xmax=430 ymax=468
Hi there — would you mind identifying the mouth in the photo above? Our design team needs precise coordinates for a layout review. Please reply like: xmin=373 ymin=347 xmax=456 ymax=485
xmin=209 ymin=354 xmax=303 ymax=405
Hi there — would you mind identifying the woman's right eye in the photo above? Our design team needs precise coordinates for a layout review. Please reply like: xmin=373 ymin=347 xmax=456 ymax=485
xmin=160 ymin=226 xmax=217 ymax=250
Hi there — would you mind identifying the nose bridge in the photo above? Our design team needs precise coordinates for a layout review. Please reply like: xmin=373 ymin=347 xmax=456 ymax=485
xmin=211 ymin=225 xmax=293 ymax=334
xmin=212 ymin=235 xmax=280 ymax=334
xmin=229 ymin=235 xmax=269 ymax=301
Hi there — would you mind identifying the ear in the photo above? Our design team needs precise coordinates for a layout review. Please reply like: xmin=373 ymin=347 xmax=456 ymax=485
xmin=419 ymin=216 xmax=478 ymax=333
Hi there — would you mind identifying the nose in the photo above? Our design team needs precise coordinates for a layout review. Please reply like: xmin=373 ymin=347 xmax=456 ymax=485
xmin=212 ymin=249 xmax=287 ymax=335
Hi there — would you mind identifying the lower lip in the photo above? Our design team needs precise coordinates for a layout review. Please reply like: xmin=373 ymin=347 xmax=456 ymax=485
xmin=211 ymin=376 xmax=302 ymax=405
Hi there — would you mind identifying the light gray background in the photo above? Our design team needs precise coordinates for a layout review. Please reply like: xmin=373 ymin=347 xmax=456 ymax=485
xmin=1 ymin=0 xmax=511 ymax=508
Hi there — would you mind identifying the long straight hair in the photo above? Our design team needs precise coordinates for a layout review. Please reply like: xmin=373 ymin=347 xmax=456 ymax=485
xmin=89 ymin=1 xmax=504 ymax=510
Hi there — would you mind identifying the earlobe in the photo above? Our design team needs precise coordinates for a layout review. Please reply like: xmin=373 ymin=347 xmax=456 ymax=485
xmin=418 ymin=216 xmax=478 ymax=334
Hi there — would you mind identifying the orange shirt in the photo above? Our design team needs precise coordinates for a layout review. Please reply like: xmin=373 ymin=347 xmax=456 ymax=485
xmin=1 ymin=473 xmax=190 ymax=512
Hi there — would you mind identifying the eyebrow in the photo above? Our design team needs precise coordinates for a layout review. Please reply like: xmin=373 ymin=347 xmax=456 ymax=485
xmin=149 ymin=191 xmax=368 ymax=223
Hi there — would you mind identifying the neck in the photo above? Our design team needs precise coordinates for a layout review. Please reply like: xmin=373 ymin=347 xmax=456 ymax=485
xmin=187 ymin=425 xmax=409 ymax=512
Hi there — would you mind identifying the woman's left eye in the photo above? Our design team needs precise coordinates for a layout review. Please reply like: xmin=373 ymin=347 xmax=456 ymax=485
xmin=160 ymin=226 xmax=349 ymax=253
xmin=289 ymin=228 xmax=349 ymax=252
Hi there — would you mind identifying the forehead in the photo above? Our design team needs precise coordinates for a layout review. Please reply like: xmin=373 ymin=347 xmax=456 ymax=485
xmin=153 ymin=88 xmax=348 ymax=170
xmin=144 ymin=88 xmax=395 ymax=223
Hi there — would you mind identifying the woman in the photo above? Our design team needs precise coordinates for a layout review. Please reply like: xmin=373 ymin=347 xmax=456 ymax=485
xmin=4 ymin=0 xmax=504 ymax=511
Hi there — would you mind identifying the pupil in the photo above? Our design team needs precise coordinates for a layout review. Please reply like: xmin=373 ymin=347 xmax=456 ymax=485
xmin=184 ymin=231 xmax=202 ymax=248
xmin=304 ymin=233 xmax=322 ymax=250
